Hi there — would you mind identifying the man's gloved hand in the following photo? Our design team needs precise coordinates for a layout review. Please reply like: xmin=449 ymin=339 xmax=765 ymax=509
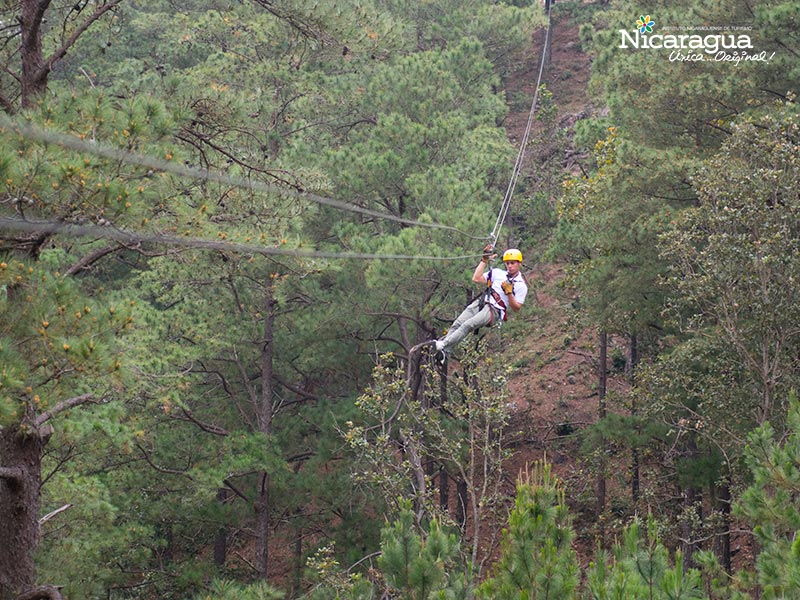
xmin=482 ymin=244 xmax=495 ymax=263
xmin=501 ymin=280 xmax=514 ymax=295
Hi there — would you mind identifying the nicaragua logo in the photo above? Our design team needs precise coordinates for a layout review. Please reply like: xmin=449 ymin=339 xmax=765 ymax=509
xmin=618 ymin=13 xmax=771 ymax=63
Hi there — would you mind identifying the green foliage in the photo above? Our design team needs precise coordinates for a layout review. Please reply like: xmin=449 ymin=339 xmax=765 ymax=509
xmin=196 ymin=578 xmax=285 ymax=600
xmin=584 ymin=517 xmax=705 ymax=600
xmin=36 ymin=471 xmax=154 ymax=599
xmin=550 ymin=127 xmax=675 ymax=335
xmin=378 ymin=501 xmax=472 ymax=600
xmin=736 ymin=393 xmax=800 ymax=598
xmin=345 ymin=345 xmax=512 ymax=567
xmin=0 ymin=251 xmax=131 ymax=426
xmin=659 ymin=101 xmax=800 ymax=428
xmin=477 ymin=462 xmax=579 ymax=600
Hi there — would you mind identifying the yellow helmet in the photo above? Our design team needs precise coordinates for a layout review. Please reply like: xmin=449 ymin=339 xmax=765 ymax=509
xmin=502 ymin=248 xmax=523 ymax=263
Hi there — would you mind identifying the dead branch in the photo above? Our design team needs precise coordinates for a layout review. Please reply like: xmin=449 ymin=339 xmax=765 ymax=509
xmin=39 ymin=503 xmax=73 ymax=525
xmin=135 ymin=443 xmax=194 ymax=478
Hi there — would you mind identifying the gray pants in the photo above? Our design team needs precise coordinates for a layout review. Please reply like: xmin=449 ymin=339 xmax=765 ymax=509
xmin=440 ymin=297 xmax=499 ymax=355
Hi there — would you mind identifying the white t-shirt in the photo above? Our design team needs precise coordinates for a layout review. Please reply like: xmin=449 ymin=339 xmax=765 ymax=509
xmin=484 ymin=267 xmax=528 ymax=318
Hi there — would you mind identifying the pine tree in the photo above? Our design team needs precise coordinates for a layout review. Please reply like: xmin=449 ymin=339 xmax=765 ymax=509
xmin=478 ymin=461 xmax=579 ymax=600
xmin=584 ymin=517 xmax=705 ymax=600
xmin=735 ymin=393 xmax=800 ymax=598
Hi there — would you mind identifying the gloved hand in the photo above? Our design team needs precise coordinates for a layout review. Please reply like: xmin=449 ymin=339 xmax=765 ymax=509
xmin=481 ymin=244 xmax=495 ymax=263
xmin=501 ymin=280 xmax=514 ymax=295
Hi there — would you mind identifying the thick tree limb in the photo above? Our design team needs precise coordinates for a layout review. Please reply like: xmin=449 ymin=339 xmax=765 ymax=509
xmin=15 ymin=585 xmax=63 ymax=600
xmin=63 ymin=243 xmax=121 ymax=276
xmin=33 ymin=393 xmax=97 ymax=427
xmin=274 ymin=375 xmax=319 ymax=402
xmin=223 ymin=478 xmax=251 ymax=503
xmin=0 ymin=466 xmax=25 ymax=482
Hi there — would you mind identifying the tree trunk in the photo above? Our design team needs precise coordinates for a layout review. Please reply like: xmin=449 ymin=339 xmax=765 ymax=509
xmin=681 ymin=435 xmax=701 ymax=572
xmin=0 ymin=424 xmax=50 ymax=599
xmin=713 ymin=477 xmax=732 ymax=574
xmin=254 ymin=472 xmax=271 ymax=580
xmin=15 ymin=0 xmax=123 ymax=111
xmin=214 ymin=488 xmax=228 ymax=567
xmin=596 ymin=331 xmax=607 ymax=534
xmin=254 ymin=279 xmax=277 ymax=580
xmin=292 ymin=516 xmax=303 ymax=596
xmin=19 ymin=0 xmax=48 ymax=109
xmin=628 ymin=333 xmax=640 ymax=505
xmin=438 ymin=364 xmax=449 ymax=514
xmin=439 ymin=467 xmax=449 ymax=514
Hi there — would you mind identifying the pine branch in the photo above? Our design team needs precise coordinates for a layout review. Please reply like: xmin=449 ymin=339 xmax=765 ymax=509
xmin=64 ymin=244 xmax=122 ymax=276
xmin=176 ymin=406 xmax=228 ymax=436
xmin=33 ymin=393 xmax=98 ymax=427
xmin=0 ymin=90 xmax=14 ymax=113
xmin=135 ymin=443 xmax=193 ymax=478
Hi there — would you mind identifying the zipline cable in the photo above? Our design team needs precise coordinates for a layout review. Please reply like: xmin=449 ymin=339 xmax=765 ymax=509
xmin=0 ymin=217 xmax=479 ymax=262
xmin=489 ymin=2 xmax=553 ymax=248
xmin=1 ymin=7 xmax=553 ymax=261
xmin=0 ymin=114 xmax=485 ymax=241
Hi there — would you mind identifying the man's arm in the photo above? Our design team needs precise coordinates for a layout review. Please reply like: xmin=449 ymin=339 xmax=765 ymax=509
xmin=472 ymin=260 xmax=489 ymax=284
xmin=507 ymin=291 xmax=523 ymax=312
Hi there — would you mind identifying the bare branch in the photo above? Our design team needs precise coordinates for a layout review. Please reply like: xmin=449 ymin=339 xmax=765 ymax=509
xmin=39 ymin=503 xmax=73 ymax=525
xmin=176 ymin=406 xmax=228 ymax=436
xmin=33 ymin=393 xmax=98 ymax=427
xmin=135 ymin=443 xmax=194 ymax=478
xmin=39 ymin=0 xmax=123 ymax=79
xmin=250 ymin=0 xmax=322 ymax=41
xmin=0 ymin=91 xmax=15 ymax=114
xmin=274 ymin=374 xmax=319 ymax=402
xmin=223 ymin=478 xmax=251 ymax=502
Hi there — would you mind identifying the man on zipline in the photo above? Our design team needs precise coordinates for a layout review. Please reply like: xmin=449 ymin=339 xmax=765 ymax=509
xmin=434 ymin=245 xmax=528 ymax=363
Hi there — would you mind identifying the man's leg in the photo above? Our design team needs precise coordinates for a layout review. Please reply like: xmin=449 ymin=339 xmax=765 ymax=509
xmin=437 ymin=299 xmax=493 ymax=355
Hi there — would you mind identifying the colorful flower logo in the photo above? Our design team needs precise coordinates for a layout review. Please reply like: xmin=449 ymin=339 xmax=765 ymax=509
xmin=636 ymin=14 xmax=655 ymax=33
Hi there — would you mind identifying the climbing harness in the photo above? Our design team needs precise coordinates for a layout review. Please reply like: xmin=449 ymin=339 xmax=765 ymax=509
xmin=479 ymin=268 xmax=508 ymax=325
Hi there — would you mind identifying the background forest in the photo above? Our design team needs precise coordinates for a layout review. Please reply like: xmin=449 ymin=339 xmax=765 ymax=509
xmin=1 ymin=0 xmax=799 ymax=599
